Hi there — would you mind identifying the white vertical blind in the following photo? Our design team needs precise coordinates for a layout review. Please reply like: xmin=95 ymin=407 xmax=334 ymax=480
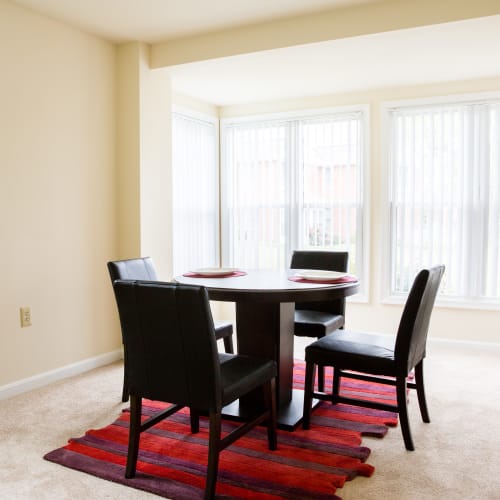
xmin=300 ymin=115 xmax=362 ymax=275
xmin=172 ymin=112 xmax=219 ymax=275
xmin=222 ymin=110 xmax=365 ymax=277
xmin=223 ymin=121 xmax=287 ymax=269
xmin=388 ymin=100 xmax=500 ymax=301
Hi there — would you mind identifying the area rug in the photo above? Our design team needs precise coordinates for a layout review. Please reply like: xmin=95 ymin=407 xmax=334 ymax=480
xmin=44 ymin=360 xmax=399 ymax=499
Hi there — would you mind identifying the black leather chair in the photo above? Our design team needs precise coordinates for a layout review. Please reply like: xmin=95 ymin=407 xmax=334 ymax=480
xmin=302 ymin=266 xmax=445 ymax=451
xmin=113 ymin=279 xmax=277 ymax=499
xmin=107 ymin=257 xmax=235 ymax=402
xmin=290 ymin=250 xmax=349 ymax=391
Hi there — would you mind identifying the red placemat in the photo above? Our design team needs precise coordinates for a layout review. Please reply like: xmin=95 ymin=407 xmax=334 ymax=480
xmin=182 ymin=271 xmax=247 ymax=278
xmin=288 ymin=274 xmax=358 ymax=284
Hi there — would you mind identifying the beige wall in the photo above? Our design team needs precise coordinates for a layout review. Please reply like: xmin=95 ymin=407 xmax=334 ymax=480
xmin=1 ymin=0 xmax=499 ymax=392
xmin=116 ymin=43 xmax=174 ymax=280
xmin=0 ymin=0 xmax=118 ymax=386
xmin=153 ymin=0 xmax=500 ymax=345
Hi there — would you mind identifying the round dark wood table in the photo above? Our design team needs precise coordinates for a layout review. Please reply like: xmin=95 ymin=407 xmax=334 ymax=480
xmin=175 ymin=268 xmax=359 ymax=429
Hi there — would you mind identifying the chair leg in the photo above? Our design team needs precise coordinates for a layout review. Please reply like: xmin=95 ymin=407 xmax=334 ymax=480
xmin=190 ymin=408 xmax=200 ymax=433
xmin=125 ymin=395 xmax=142 ymax=478
xmin=302 ymin=361 xmax=315 ymax=429
xmin=396 ymin=376 xmax=414 ymax=451
xmin=266 ymin=378 xmax=277 ymax=450
xmin=414 ymin=361 xmax=430 ymax=423
xmin=317 ymin=365 xmax=325 ymax=392
xmin=332 ymin=367 xmax=341 ymax=402
xmin=222 ymin=335 xmax=234 ymax=354
xmin=205 ymin=411 xmax=222 ymax=499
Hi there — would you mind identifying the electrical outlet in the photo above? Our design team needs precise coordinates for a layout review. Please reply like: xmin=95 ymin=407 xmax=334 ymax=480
xmin=20 ymin=307 xmax=31 ymax=327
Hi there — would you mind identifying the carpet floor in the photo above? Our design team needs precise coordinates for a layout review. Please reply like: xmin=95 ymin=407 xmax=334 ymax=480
xmin=44 ymin=361 xmax=398 ymax=499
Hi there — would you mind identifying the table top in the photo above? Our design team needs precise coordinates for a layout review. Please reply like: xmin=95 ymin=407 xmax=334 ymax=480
xmin=174 ymin=268 xmax=359 ymax=303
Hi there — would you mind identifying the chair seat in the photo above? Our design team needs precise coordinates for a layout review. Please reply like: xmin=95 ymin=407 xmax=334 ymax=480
xmin=294 ymin=310 xmax=344 ymax=338
xmin=214 ymin=320 xmax=233 ymax=340
xmin=305 ymin=330 xmax=396 ymax=376
xmin=219 ymin=354 xmax=277 ymax=406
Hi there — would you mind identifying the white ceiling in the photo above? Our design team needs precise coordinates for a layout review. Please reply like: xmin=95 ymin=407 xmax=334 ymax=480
xmin=12 ymin=0 xmax=377 ymax=43
xmin=11 ymin=0 xmax=500 ymax=106
xmin=166 ymin=16 xmax=500 ymax=106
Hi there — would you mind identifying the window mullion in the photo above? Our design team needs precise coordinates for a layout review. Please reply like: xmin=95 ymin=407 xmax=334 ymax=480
xmin=287 ymin=120 xmax=300 ymax=264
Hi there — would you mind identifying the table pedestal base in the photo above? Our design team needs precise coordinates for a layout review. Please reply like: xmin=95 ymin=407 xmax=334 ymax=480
xmin=222 ymin=389 xmax=320 ymax=431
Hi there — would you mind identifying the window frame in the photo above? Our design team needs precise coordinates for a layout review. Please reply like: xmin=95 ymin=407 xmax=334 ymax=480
xmin=381 ymin=91 xmax=500 ymax=310
xmin=220 ymin=104 xmax=370 ymax=301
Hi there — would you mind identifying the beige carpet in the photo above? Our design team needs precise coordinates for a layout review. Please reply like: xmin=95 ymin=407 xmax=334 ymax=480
xmin=1 ymin=339 xmax=499 ymax=499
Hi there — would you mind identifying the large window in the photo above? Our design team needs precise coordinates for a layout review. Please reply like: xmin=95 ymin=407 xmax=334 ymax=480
xmin=172 ymin=111 xmax=219 ymax=275
xmin=385 ymin=95 xmax=500 ymax=305
xmin=221 ymin=108 xmax=367 ymax=285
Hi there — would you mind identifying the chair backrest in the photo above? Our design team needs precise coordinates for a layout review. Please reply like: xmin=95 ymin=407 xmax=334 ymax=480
xmin=290 ymin=250 xmax=349 ymax=314
xmin=107 ymin=257 xmax=158 ymax=282
xmin=395 ymin=265 xmax=445 ymax=375
xmin=113 ymin=280 xmax=222 ymax=411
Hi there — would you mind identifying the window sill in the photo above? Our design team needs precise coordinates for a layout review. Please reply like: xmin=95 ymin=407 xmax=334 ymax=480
xmin=382 ymin=295 xmax=500 ymax=312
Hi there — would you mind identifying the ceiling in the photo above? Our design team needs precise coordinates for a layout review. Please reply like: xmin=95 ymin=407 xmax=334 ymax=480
xmin=11 ymin=0 xmax=500 ymax=106
xmin=12 ymin=0 xmax=378 ymax=43
xmin=166 ymin=16 xmax=500 ymax=106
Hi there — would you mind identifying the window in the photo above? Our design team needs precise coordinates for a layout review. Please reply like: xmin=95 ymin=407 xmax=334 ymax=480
xmin=221 ymin=108 xmax=367 ymax=287
xmin=172 ymin=111 xmax=219 ymax=275
xmin=385 ymin=95 xmax=500 ymax=305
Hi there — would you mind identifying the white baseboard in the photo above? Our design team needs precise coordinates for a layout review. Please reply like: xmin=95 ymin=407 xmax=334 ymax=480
xmin=1 ymin=337 xmax=498 ymax=401
xmin=428 ymin=336 xmax=500 ymax=353
xmin=0 ymin=349 xmax=123 ymax=401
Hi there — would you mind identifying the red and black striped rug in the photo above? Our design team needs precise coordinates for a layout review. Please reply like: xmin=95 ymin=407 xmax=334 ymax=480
xmin=44 ymin=360 xmax=398 ymax=499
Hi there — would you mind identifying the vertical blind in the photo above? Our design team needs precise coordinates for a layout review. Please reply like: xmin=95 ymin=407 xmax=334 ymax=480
xmin=172 ymin=112 xmax=219 ymax=275
xmin=222 ymin=121 xmax=288 ymax=269
xmin=221 ymin=111 xmax=365 ymax=276
xmin=388 ymin=101 xmax=500 ymax=301
xmin=301 ymin=117 xmax=363 ymax=274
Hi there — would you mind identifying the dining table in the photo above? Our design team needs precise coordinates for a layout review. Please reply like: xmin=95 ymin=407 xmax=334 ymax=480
xmin=174 ymin=268 xmax=359 ymax=430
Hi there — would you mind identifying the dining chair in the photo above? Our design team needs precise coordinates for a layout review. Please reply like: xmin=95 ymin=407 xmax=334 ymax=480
xmin=107 ymin=257 xmax=235 ymax=402
xmin=113 ymin=279 xmax=277 ymax=499
xmin=290 ymin=250 xmax=349 ymax=391
xmin=302 ymin=265 xmax=445 ymax=451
